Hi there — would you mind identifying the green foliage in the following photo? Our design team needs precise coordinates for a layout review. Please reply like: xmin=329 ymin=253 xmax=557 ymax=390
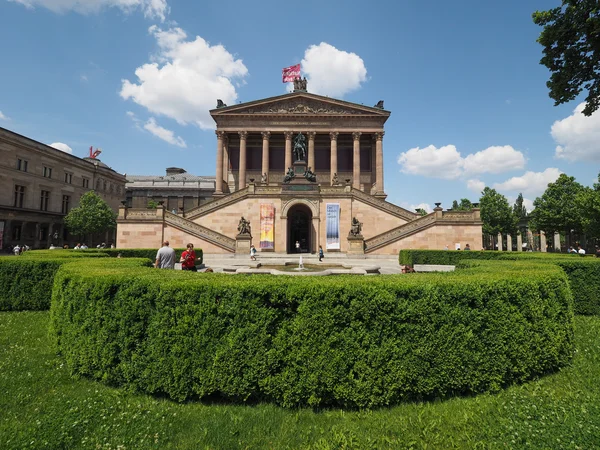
xmin=0 ymin=259 xmax=62 ymax=310
xmin=479 ymin=187 xmax=517 ymax=235
xmin=530 ymin=174 xmax=585 ymax=234
xmin=513 ymin=192 xmax=528 ymax=220
xmin=533 ymin=1 xmax=600 ymax=116
xmin=415 ymin=208 xmax=428 ymax=216
xmin=64 ymin=191 xmax=117 ymax=236
xmin=577 ymin=173 xmax=600 ymax=239
xmin=2 ymin=311 xmax=599 ymax=449
xmin=147 ymin=199 xmax=159 ymax=209
xmin=399 ymin=249 xmax=600 ymax=315
xmin=451 ymin=198 xmax=473 ymax=211
xmin=50 ymin=260 xmax=574 ymax=408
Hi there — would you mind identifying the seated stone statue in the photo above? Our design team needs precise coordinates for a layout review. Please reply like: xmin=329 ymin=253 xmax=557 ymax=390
xmin=237 ymin=216 xmax=251 ymax=235
xmin=350 ymin=217 xmax=363 ymax=236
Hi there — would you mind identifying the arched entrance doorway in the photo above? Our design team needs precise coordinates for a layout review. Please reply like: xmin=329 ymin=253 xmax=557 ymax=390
xmin=287 ymin=204 xmax=313 ymax=253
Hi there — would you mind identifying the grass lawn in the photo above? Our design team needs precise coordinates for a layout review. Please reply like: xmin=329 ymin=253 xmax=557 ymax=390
xmin=1 ymin=312 xmax=599 ymax=449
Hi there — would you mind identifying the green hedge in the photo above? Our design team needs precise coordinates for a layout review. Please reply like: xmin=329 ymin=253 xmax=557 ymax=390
xmin=0 ymin=259 xmax=63 ymax=310
xmin=399 ymin=250 xmax=600 ymax=315
xmin=50 ymin=259 xmax=574 ymax=408
xmin=47 ymin=248 xmax=203 ymax=264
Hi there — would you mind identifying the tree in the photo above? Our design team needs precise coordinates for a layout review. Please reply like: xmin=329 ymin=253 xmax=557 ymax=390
xmin=529 ymin=174 xmax=584 ymax=238
xmin=533 ymin=2 xmax=600 ymax=116
xmin=64 ymin=191 xmax=117 ymax=237
xmin=415 ymin=208 xmax=428 ymax=216
xmin=451 ymin=198 xmax=473 ymax=211
xmin=576 ymin=172 xmax=600 ymax=239
xmin=479 ymin=188 xmax=517 ymax=236
xmin=513 ymin=193 xmax=528 ymax=221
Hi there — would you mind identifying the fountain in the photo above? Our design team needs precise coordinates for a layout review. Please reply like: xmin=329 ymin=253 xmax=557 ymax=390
xmin=297 ymin=256 xmax=305 ymax=271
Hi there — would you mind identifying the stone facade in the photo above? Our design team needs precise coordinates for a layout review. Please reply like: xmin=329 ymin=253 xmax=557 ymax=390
xmin=117 ymin=91 xmax=482 ymax=254
xmin=0 ymin=127 xmax=126 ymax=250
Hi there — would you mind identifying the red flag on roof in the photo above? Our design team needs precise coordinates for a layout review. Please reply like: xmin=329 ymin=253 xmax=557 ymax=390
xmin=282 ymin=64 xmax=300 ymax=83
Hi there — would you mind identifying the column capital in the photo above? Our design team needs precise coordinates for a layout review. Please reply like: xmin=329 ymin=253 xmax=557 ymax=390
xmin=329 ymin=131 xmax=339 ymax=141
xmin=352 ymin=131 xmax=362 ymax=141
xmin=284 ymin=131 xmax=293 ymax=140
xmin=238 ymin=131 xmax=248 ymax=140
xmin=261 ymin=131 xmax=271 ymax=140
xmin=373 ymin=131 xmax=385 ymax=141
xmin=216 ymin=130 xmax=226 ymax=139
xmin=308 ymin=131 xmax=316 ymax=140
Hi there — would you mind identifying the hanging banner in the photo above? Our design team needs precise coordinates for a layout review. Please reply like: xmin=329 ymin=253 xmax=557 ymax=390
xmin=326 ymin=203 xmax=340 ymax=250
xmin=260 ymin=203 xmax=275 ymax=250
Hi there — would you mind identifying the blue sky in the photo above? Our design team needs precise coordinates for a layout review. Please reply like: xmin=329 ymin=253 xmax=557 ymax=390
xmin=1 ymin=0 xmax=599 ymax=212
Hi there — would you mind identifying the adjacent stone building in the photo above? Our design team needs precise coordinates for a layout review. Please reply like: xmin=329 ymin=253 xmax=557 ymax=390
xmin=117 ymin=88 xmax=483 ymax=255
xmin=125 ymin=167 xmax=215 ymax=211
xmin=0 ymin=127 xmax=126 ymax=250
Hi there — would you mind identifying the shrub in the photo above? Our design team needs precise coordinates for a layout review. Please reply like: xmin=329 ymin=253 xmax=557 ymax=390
xmin=0 ymin=259 xmax=63 ymax=310
xmin=399 ymin=250 xmax=600 ymax=315
xmin=50 ymin=259 xmax=574 ymax=408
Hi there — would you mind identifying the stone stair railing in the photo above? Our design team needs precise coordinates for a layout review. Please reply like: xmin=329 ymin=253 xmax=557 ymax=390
xmin=185 ymin=187 xmax=249 ymax=220
xmin=350 ymin=188 xmax=418 ymax=222
xmin=164 ymin=212 xmax=236 ymax=252
xmin=365 ymin=214 xmax=437 ymax=253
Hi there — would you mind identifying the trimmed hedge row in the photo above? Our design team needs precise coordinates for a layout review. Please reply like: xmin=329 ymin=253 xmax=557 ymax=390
xmin=0 ymin=252 xmax=149 ymax=311
xmin=50 ymin=259 xmax=574 ymax=408
xmin=399 ymin=250 xmax=600 ymax=315
xmin=72 ymin=248 xmax=202 ymax=264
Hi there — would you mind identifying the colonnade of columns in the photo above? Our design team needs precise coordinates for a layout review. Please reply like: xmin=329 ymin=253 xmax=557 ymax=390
xmin=214 ymin=130 xmax=385 ymax=194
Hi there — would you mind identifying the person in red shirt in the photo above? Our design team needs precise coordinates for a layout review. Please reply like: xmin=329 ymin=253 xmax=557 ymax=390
xmin=180 ymin=243 xmax=198 ymax=271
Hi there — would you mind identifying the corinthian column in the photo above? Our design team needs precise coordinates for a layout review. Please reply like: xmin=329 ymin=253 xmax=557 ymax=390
xmin=374 ymin=131 xmax=385 ymax=194
xmin=215 ymin=130 xmax=225 ymax=194
xmin=238 ymin=131 xmax=248 ymax=189
xmin=222 ymin=135 xmax=229 ymax=191
xmin=308 ymin=132 xmax=316 ymax=171
xmin=284 ymin=131 xmax=293 ymax=171
xmin=352 ymin=132 xmax=361 ymax=190
xmin=330 ymin=132 xmax=339 ymax=184
xmin=261 ymin=131 xmax=271 ymax=183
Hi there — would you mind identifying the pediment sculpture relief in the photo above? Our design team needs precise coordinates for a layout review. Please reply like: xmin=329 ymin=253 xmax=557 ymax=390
xmin=239 ymin=99 xmax=370 ymax=115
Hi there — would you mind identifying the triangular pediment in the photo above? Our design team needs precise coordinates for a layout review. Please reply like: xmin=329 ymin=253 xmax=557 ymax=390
xmin=210 ymin=92 xmax=390 ymax=117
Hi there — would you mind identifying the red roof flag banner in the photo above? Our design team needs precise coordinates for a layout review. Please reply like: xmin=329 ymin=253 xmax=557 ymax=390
xmin=282 ymin=64 xmax=301 ymax=83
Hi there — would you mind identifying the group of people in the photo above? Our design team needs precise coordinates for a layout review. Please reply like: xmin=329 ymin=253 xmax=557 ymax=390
xmin=155 ymin=241 xmax=199 ymax=271
xmin=11 ymin=244 xmax=29 ymax=255
xmin=444 ymin=244 xmax=471 ymax=251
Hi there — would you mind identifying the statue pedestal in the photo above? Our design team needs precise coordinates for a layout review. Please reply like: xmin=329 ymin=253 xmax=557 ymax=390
xmin=347 ymin=235 xmax=365 ymax=255
xmin=235 ymin=234 xmax=252 ymax=255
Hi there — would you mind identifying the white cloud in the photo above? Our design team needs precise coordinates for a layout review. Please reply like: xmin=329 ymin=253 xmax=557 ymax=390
xmin=397 ymin=144 xmax=526 ymax=179
xmin=0 ymin=111 xmax=8 ymax=120
xmin=493 ymin=168 xmax=562 ymax=197
xmin=552 ymin=102 xmax=600 ymax=162
xmin=397 ymin=145 xmax=463 ymax=179
xmin=462 ymin=145 xmax=526 ymax=175
xmin=300 ymin=42 xmax=367 ymax=98
xmin=467 ymin=179 xmax=485 ymax=193
xmin=507 ymin=195 xmax=535 ymax=213
xmin=143 ymin=117 xmax=186 ymax=148
xmin=120 ymin=26 xmax=248 ymax=130
xmin=49 ymin=142 xmax=73 ymax=154
xmin=411 ymin=203 xmax=433 ymax=214
xmin=9 ymin=0 xmax=169 ymax=21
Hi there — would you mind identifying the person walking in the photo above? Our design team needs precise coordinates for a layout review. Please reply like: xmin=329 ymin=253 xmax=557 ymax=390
xmin=295 ymin=241 xmax=300 ymax=253
xmin=250 ymin=244 xmax=257 ymax=261
xmin=155 ymin=240 xmax=176 ymax=269
xmin=180 ymin=243 xmax=198 ymax=271
xmin=318 ymin=245 xmax=324 ymax=262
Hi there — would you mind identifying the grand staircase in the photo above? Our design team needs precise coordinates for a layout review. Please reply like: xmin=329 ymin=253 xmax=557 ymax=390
xmin=164 ymin=211 xmax=235 ymax=252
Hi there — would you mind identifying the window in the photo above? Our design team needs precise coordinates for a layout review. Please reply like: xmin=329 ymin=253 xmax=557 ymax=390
xmin=40 ymin=190 xmax=50 ymax=211
xmin=62 ymin=195 xmax=70 ymax=214
xmin=64 ymin=172 xmax=72 ymax=184
xmin=17 ymin=159 xmax=28 ymax=172
xmin=14 ymin=185 xmax=25 ymax=208
xmin=103 ymin=181 xmax=107 ymax=191
xmin=82 ymin=177 xmax=90 ymax=188
xmin=43 ymin=166 xmax=52 ymax=178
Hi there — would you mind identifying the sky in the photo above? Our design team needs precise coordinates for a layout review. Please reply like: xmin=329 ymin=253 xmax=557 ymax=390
xmin=1 ymin=0 xmax=599 ymax=213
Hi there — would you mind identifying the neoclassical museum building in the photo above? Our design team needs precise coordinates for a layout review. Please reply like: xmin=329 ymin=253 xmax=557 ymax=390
xmin=117 ymin=86 xmax=482 ymax=255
